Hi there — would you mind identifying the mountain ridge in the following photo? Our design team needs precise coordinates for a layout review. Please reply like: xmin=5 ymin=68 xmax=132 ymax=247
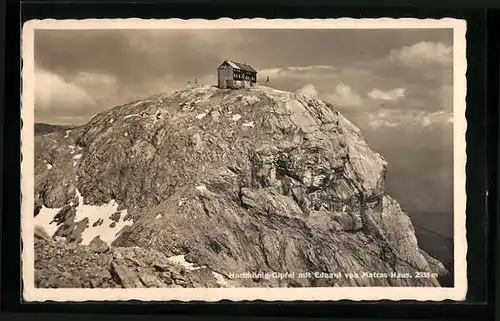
xmin=34 ymin=123 xmax=72 ymax=136
xmin=33 ymin=85 xmax=449 ymax=288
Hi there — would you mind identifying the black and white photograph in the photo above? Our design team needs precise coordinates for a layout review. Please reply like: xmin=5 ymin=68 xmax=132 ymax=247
xmin=21 ymin=18 xmax=467 ymax=302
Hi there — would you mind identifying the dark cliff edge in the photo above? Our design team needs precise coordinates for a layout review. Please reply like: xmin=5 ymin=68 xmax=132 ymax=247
xmin=32 ymin=86 xmax=450 ymax=288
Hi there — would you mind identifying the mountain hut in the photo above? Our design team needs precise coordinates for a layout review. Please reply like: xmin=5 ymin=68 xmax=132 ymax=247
xmin=217 ymin=60 xmax=258 ymax=89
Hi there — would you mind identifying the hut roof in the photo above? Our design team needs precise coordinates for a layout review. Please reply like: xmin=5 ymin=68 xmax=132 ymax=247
xmin=221 ymin=60 xmax=258 ymax=73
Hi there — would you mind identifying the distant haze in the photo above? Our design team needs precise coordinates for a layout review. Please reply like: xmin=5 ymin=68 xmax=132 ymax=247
xmin=34 ymin=28 xmax=454 ymax=217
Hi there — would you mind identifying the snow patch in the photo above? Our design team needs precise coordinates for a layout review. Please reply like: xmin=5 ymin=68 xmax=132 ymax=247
xmin=155 ymin=214 xmax=162 ymax=220
xmin=73 ymin=153 xmax=82 ymax=167
xmin=212 ymin=271 xmax=229 ymax=287
xmin=196 ymin=113 xmax=207 ymax=120
xmin=124 ymin=113 xmax=140 ymax=119
xmin=242 ymin=96 xmax=260 ymax=105
xmin=242 ymin=121 xmax=255 ymax=128
xmin=68 ymin=145 xmax=76 ymax=154
xmin=178 ymin=198 xmax=187 ymax=207
xmin=43 ymin=160 xmax=53 ymax=169
xmin=109 ymin=119 xmax=114 ymax=123
xmin=195 ymin=185 xmax=208 ymax=192
xmin=64 ymin=130 xmax=71 ymax=138
xmin=166 ymin=254 xmax=228 ymax=287
xmin=231 ymin=114 xmax=242 ymax=121
xmin=167 ymin=255 xmax=205 ymax=271
xmin=34 ymin=205 xmax=63 ymax=237
xmin=74 ymin=189 xmax=133 ymax=246
xmin=124 ymin=132 xmax=128 ymax=137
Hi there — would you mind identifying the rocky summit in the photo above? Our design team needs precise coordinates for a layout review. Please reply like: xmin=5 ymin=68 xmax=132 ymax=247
xmin=33 ymin=85 xmax=449 ymax=288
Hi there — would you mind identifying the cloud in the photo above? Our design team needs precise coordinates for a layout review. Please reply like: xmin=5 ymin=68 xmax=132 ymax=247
xmin=367 ymin=117 xmax=401 ymax=129
xmin=259 ymin=68 xmax=282 ymax=79
xmin=33 ymin=30 xmax=454 ymax=127
xmin=259 ymin=61 xmax=450 ymax=114
xmin=389 ymin=41 xmax=452 ymax=66
xmin=68 ymin=71 xmax=120 ymax=103
xmin=34 ymin=69 xmax=130 ymax=124
xmin=363 ymin=109 xmax=453 ymax=129
xmin=421 ymin=110 xmax=454 ymax=127
xmin=438 ymin=85 xmax=453 ymax=109
xmin=35 ymin=69 xmax=96 ymax=113
xmin=325 ymin=83 xmax=363 ymax=108
xmin=296 ymin=84 xmax=319 ymax=98
xmin=259 ymin=65 xmax=337 ymax=80
xmin=367 ymin=88 xmax=406 ymax=102
xmin=289 ymin=65 xmax=334 ymax=71
xmin=71 ymin=71 xmax=118 ymax=87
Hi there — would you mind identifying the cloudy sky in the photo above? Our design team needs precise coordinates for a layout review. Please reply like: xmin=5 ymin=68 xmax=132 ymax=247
xmin=34 ymin=28 xmax=455 ymax=223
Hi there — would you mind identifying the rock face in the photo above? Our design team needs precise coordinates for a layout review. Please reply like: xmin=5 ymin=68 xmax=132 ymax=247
xmin=33 ymin=85 xmax=449 ymax=287
xmin=34 ymin=231 xmax=222 ymax=288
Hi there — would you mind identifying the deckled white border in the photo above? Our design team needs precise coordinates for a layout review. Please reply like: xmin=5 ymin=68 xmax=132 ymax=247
xmin=21 ymin=18 xmax=468 ymax=302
